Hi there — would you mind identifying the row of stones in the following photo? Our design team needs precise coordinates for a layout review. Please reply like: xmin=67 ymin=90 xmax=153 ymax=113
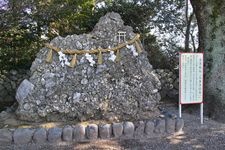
xmin=0 ymin=118 xmax=184 ymax=145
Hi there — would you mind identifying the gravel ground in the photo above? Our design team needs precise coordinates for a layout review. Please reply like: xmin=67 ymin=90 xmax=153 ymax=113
xmin=1 ymin=104 xmax=225 ymax=150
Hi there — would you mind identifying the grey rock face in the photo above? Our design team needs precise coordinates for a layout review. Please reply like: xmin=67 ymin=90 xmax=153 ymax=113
xmin=145 ymin=121 xmax=155 ymax=136
xmin=154 ymin=119 xmax=165 ymax=134
xmin=62 ymin=125 xmax=73 ymax=141
xmin=175 ymin=118 xmax=184 ymax=132
xmin=16 ymin=12 xmax=161 ymax=122
xmin=0 ymin=129 xmax=12 ymax=144
xmin=154 ymin=69 xmax=178 ymax=100
xmin=134 ymin=121 xmax=145 ymax=138
xmin=99 ymin=124 xmax=111 ymax=139
xmin=13 ymin=128 xmax=34 ymax=144
xmin=33 ymin=128 xmax=47 ymax=143
xmin=112 ymin=122 xmax=123 ymax=138
xmin=0 ymin=69 xmax=29 ymax=107
xmin=123 ymin=122 xmax=135 ymax=138
xmin=86 ymin=124 xmax=98 ymax=140
xmin=15 ymin=79 xmax=34 ymax=102
xmin=73 ymin=124 xmax=86 ymax=141
xmin=165 ymin=118 xmax=175 ymax=133
xmin=48 ymin=128 xmax=62 ymax=142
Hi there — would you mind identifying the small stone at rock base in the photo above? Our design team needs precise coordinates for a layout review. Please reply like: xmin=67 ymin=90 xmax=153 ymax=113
xmin=86 ymin=124 xmax=98 ymax=140
xmin=134 ymin=121 xmax=145 ymax=138
xmin=175 ymin=118 xmax=184 ymax=132
xmin=99 ymin=124 xmax=112 ymax=139
xmin=165 ymin=118 xmax=175 ymax=133
xmin=145 ymin=121 xmax=155 ymax=136
xmin=13 ymin=128 xmax=34 ymax=144
xmin=0 ymin=129 xmax=12 ymax=145
xmin=33 ymin=128 xmax=47 ymax=143
xmin=154 ymin=119 xmax=165 ymax=134
xmin=73 ymin=124 xmax=86 ymax=141
xmin=123 ymin=122 xmax=134 ymax=138
xmin=62 ymin=125 xmax=73 ymax=142
xmin=48 ymin=127 xmax=62 ymax=142
xmin=112 ymin=122 xmax=123 ymax=138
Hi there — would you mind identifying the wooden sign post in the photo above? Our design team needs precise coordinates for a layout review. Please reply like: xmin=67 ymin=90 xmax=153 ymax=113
xmin=179 ymin=52 xmax=204 ymax=124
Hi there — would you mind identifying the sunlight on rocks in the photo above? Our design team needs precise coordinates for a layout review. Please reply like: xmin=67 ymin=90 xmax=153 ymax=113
xmin=39 ymin=122 xmax=59 ymax=129
xmin=193 ymin=145 xmax=205 ymax=149
xmin=168 ymin=131 xmax=186 ymax=144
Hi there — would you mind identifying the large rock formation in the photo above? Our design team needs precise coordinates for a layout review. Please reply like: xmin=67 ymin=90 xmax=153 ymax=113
xmin=15 ymin=12 xmax=161 ymax=122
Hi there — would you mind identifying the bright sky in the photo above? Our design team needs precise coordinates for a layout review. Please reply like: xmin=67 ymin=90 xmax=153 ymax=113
xmin=0 ymin=0 xmax=7 ymax=9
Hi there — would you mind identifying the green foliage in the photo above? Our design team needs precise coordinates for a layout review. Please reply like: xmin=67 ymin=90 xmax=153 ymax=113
xmin=94 ymin=0 xmax=154 ymax=34
xmin=0 ymin=0 xmax=186 ymax=71
xmin=32 ymin=0 xmax=96 ymax=36
xmin=0 ymin=0 xmax=96 ymax=70
xmin=144 ymin=35 xmax=174 ymax=69
xmin=0 ymin=25 xmax=41 ymax=70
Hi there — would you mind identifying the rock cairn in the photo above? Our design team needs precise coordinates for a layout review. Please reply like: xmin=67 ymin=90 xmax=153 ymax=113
xmin=154 ymin=69 xmax=179 ymax=100
xmin=15 ymin=12 xmax=161 ymax=122
xmin=0 ymin=69 xmax=30 ymax=108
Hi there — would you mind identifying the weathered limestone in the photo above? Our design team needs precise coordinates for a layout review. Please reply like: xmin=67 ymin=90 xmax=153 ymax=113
xmin=73 ymin=124 xmax=86 ymax=141
xmin=112 ymin=122 xmax=123 ymax=138
xmin=175 ymin=118 xmax=184 ymax=132
xmin=33 ymin=128 xmax=47 ymax=143
xmin=134 ymin=121 xmax=145 ymax=138
xmin=62 ymin=125 xmax=73 ymax=142
xmin=99 ymin=124 xmax=111 ymax=139
xmin=15 ymin=12 xmax=161 ymax=122
xmin=0 ymin=69 xmax=30 ymax=109
xmin=123 ymin=122 xmax=135 ymax=138
xmin=155 ymin=69 xmax=178 ymax=100
xmin=48 ymin=128 xmax=62 ymax=142
xmin=154 ymin=119 xmax=165 ymax=134
xmin=0 ymin=129 xmax=13 ymax=144
xmin=165 ymin=118 xmax=175 ymax=133
xmin=145 ymin=121 xmax=155 ymax=136
xmin=13 ymin=128 xmax=34 ymax=144
xmin=0 ymin=117 xmax=183 ymax=145
xmin=15 ymin=79 xmax=34 ymax=102
xmin=86 ymin=124 xmax=98 ymax=140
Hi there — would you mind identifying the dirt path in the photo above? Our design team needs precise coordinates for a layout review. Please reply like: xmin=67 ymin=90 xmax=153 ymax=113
xmin=1 ymin=104 xmax=225 ymax=150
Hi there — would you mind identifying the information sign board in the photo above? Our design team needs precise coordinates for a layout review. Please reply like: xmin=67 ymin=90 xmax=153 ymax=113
xmin=179 ymin=53 xmax=203 ymax=104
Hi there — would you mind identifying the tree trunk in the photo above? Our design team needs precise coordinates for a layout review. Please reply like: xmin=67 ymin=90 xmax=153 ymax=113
xmin=190 ymin=0 xmax=225 ymax=122
xmin=184 ymin=12 xmax=194 ymax=52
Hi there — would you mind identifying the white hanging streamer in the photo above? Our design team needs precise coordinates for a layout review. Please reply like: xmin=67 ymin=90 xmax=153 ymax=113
xmin=108 ymin=45 xmax=116 ymax=62
xmin=109 ymin=51 xmax=116 ymax=62
xmin=80 ymin=56 xmax=85 ymax=64
xmin=58 ymin=51 xmax=70 ymax=67
xmin=85 ymin=53 xmax=95 ymax=66
xmin=126 ymin=44 xmax=138 ymax=56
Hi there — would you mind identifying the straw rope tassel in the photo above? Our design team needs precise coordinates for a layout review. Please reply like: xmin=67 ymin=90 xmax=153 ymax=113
xmin=97 ymin=50 xmax=103 ymax=64
xmin=137 ymin=39 xmax=144 ymax=51
xmin=135 ymin=40 xmax=142 ymax=53
xmin=70 ymin=54 xmax=77 ymax=68
xmin=115 ymin=49 xmax=120 ymax=62
xmin=46 ymin=49 xmax=53 ymax=63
